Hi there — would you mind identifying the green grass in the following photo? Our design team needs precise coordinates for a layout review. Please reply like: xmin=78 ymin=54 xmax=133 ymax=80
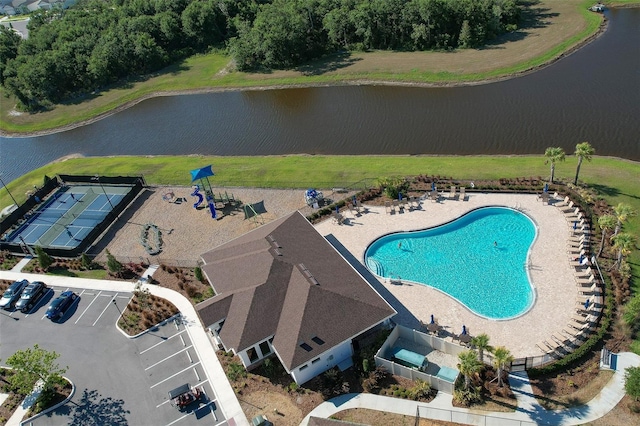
xmin=2 ymin=154 xmax=638 ymax=282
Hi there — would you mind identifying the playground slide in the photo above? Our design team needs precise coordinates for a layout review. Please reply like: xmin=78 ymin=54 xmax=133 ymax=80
xmin=207 ymin=201 xmax=217 ymax=219
xmin=191 ymin=186 xmax=204 ymax=208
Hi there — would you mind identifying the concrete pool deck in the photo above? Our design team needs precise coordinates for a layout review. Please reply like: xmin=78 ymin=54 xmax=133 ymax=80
xmin=314 ymin=192 xmax=587 ymax=358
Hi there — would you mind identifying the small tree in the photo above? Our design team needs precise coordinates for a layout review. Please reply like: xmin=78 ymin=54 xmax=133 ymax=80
xmin=544 ymin=147 xmax=566 ymax=183
xmin=492 ymin=346 xmax=514 ymax=387
xmin=377 ymin=176 xmax=408 ymax=200
xmin=470 ymin=333 xmax=492 ymax=364
xmin=6 ymin=344 xmax=67 ymax=398
xmin=611 ymin=232 xmax=637 ymax=271
xmin=106 ymin=249 xmax=123 ymax=277
xmin=573 ymin=142 xmax=595 ymax=185
xmin=81 ymin=252 xmax=93 ymax=269
xmin=625 ymin=366 xmax=640 ymax=401
xmin=458 ymin=350 xmax=483 ymax=391
xmin=613 ymin=203 xmax=637 ymax=237
xmin=34 ymin=245 xmax=53 ymax=271
xmin=597 ymin=214 xmax=617 ymax=258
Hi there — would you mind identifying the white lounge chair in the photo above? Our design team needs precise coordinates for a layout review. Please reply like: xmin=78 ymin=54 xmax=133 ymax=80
xmin=459 ymin=187 xmax=466 ymax=201
xmin=449 ymin=186 xmax=457 ymax=200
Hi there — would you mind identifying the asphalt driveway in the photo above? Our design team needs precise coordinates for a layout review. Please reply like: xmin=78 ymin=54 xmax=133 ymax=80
xmin=0 ymin=285 xmax=223 ymax=426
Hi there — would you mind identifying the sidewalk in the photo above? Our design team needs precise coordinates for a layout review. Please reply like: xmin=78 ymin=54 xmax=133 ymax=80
xmin=0 ymin=269 xmax=249 ymax=426
xmin=6 ymin=380 xmax=43 ymax=426
xmin=303 ymin=352 xmax=640 ymax=425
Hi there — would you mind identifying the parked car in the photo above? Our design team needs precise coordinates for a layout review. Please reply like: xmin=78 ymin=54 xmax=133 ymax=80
xmin=46 ymin=291 xmax=78 ymax=320
xmin=0 ymin=279 xmax=29 ymax=310
xmin=15 ymin=281 xmax=48 ymax=313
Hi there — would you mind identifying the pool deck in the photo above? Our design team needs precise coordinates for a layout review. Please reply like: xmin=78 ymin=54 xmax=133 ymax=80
xmin=314 ymin=192 xmax=586 ymax=358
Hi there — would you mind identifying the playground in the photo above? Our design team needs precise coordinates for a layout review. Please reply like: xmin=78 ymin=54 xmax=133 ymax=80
xmin=94 ymin=186 xmax=320 ymax=265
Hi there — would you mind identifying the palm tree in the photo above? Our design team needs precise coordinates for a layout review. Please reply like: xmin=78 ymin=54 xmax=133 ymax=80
xmin=458 ymin=350 xmax=483 ymax=390
xmin=613 ymin=203 xmax=637 ymax=237
xmin=470 ymin=333 xmax=492 ymax=364
xmin=544 ymin=147 xmax=566 ymax=183
xmin=597 ymin=214 xmax=617 ymax=257
xmin=611 ymin=233 xmax=637 ymax=271
xmin=492 ymin=346 xmax=514 ymax=387
xmin=573 ymin=142 xmax=595 ymax=185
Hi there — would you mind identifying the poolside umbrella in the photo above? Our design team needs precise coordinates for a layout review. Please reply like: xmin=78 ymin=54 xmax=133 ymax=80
xmin=353 ymin=195 xmax=357 ymax=204
xmin=579 ymin=253 xmax=584 ymax=264
xmin=573 ymin=221 xmax=578 ymax=230
xmin=399 ymin=193 xmax=403 ymax=201
xmin=584 ymin=299 xmax=590 ymax=309
xmin=431 ymin=182 xmax=436 ymax=191
xmin=462 ymin=325 xmax=467 ymax=335
xmin=544 ymin=183 xmax=549 ymax=193
xmin=336 ymin=205 xmax=339 ymax=214
xmin=430 ymin=314 xmax=435 ymax=324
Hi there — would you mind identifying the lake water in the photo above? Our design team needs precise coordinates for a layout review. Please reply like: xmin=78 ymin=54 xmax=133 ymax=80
xmin=1 ymin=8 xmax=638 ymax=184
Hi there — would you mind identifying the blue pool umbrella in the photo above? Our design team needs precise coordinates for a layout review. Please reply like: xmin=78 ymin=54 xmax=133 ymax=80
xmin=336 ymin=205 xmax=339 ymax=214
xmin=431 ymin=182 xmax=436 ymax=191
xmin=573 ymin=221 xmax=578 ymax=230
xmin=430 ymin=314 xmax=435 ymax=324
xmin=544 ymin=183 xmax=549 ymax=192
xmin=462 ymin=325 xmax=467 ymax=335
xmin=399 ymin=193 xmax=403 ymax=201
xmin=353 ymin=195 xmax=357 ymax=204
xmin=579 ymin=253 xmax=584 ymax=263
xmin=584 ymin=299 xmax=590 ymax=309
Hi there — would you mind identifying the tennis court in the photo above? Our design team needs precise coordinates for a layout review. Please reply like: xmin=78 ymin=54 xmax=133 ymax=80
xmin=6 ymin=185 xmax=129 ymax=250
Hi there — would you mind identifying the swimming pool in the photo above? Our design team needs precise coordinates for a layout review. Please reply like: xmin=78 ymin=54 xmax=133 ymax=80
xmin=364 ymin=207 xmax=536 ymax=320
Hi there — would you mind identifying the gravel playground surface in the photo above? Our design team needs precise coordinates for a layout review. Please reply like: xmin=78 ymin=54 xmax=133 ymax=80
xmin=94 ymin=186 xmax=349 ymax=266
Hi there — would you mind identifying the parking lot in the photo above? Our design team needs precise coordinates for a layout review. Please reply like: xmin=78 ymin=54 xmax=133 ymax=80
xmin=0 ymin=284 xmax=227 ymax=426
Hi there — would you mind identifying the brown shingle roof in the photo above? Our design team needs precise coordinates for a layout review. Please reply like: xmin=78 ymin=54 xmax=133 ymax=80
xmin=196 ymin=211 xmax=396 ymax=370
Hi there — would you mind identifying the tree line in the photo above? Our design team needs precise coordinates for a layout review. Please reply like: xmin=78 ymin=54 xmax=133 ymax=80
xmin=0 ymin=0 xmax=521 ymax=111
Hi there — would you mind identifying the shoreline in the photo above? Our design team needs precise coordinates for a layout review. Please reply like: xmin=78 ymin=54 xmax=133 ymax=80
xmin=0 ymin=13 xmax=608 ymax=139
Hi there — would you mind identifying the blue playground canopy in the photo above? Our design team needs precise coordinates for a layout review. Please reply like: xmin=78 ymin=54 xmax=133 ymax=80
xmin=190 ymin=165 xmax=215 ymax=182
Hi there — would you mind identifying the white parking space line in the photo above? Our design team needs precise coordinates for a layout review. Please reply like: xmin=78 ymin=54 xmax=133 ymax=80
xmin=149 ymin=362 xmax=201 ymax=389
xmin=145 ymin=346 xmax=193 ymax=371
xmin=193 ymin=367 xmax=199 ymax=381
xmin=139 ymin=329 xmax=187 ymax=354
xmin=164 ymin=412 xmax=191 ymax=426
xmin=92 ymin=293 xmax=118 ymax=326
xmin=155 ymin=379 xmax=210 ymax=409
xmin=75 ymin=290 xmax=101 ymax=324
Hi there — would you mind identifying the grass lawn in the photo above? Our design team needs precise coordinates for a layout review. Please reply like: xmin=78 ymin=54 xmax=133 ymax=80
xmin=2 ymin=154 xmax=638 ymax=284
xmin=0 ymin=0 xmax=613 ymax=134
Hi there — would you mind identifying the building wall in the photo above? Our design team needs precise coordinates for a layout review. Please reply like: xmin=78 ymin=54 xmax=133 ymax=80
xmin=291 ymin=339 xmax=353 ymax=385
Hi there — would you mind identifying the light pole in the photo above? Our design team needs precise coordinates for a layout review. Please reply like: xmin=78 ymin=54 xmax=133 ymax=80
xmin=0 ymin=174 xmax=18 ymax=206
xmin=91 ymin=175 xmax=114 ymax=209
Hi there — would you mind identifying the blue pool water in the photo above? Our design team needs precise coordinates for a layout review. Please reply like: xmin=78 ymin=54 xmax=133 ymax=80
xmin=364 ymin=207 xmax=536 ymax=319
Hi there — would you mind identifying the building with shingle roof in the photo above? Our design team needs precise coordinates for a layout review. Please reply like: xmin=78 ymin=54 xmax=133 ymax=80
xmin=197 ymin=211 xmax=396 ymax=384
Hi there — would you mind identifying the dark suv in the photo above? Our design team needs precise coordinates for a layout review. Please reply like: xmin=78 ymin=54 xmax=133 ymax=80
xmin=0 ymin=279 xmax=29 ymax=310
xmin=15 ymin=281 xmax=48 ymax=313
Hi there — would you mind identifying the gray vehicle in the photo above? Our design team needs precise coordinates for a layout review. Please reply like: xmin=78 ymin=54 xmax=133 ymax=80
xmin=15 ymin=281 xmax=48 ymax=313
xmin=0 ymin=279 xmax=29 ymax=310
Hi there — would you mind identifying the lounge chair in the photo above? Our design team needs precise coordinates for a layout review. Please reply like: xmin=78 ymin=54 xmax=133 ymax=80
xmin=536 ymin=339 xmax=561 ymax=355
xmin=554 ymin=195 xmax=571 ymax=207
xmin=560 ymin=201 xmax=576 ymax=213
xmin=576 ymin=275 xmax=596 ymax=287
xmin=459 ymin=187 xmax=466 ymax=201
xmin=429 ymin=190 xmax=439 ymax=202
xmin=540 ymin=192 xmax=550 ymax=204
xmin=392 ymin=199 xmax=401 ymax=213
xmin=574 ymin=266 xmax=593 ymax=278
xmin=385 ymin=201 xmax=392 ymax=214
xmin=332 ymin=211 xmax=345 ymax=225
xmin=580 ymin=282 xmax=602 ymax=296
xmin=449 ymin=186 xmax=457 ymax=200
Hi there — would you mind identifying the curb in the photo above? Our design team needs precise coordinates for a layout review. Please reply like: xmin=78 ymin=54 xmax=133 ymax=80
xmin=115 ymin=312 xmax=182 ymax=339
xmin=19 ymin=377 xmax=75 ymax=426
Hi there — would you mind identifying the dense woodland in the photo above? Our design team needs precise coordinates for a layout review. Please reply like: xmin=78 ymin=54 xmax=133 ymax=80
xmin=0 ymin=0 xmax=520 ymax=111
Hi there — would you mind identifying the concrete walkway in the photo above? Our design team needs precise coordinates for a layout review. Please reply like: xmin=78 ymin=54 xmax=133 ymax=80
xmin=6 ymin=380 xmax=43 ymax=426
xmin=303 ymin=352 xmax=640 ymax=425
xmin=0 ymin=269 xmax=249 ymax=426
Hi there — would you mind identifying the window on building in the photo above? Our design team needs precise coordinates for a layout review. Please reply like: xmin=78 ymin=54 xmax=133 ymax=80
xmin=299 ymin=342 xmax=313 ymax=352
xmin=247 ymin=347 xmax=259 ymax=363
xmin=299 ymin=364 xmax=308 ymax=371
xmin=311 ymin=336 xmax=325 ymax=345
xmin=312 ymin=357 xmax=320 ymax=364
xmin=259 ymin=341 xmax=271 ymax=357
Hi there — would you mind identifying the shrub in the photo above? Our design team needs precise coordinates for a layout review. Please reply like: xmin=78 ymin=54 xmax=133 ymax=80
xmin=227 ymin=362 xmax=247 ymax=382
xmin=194 ymin=266 xmax=204 ymax=282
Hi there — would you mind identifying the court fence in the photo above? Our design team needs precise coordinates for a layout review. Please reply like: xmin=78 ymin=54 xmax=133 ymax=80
xmin=415 ymin=405 xmax=536 ymax=426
